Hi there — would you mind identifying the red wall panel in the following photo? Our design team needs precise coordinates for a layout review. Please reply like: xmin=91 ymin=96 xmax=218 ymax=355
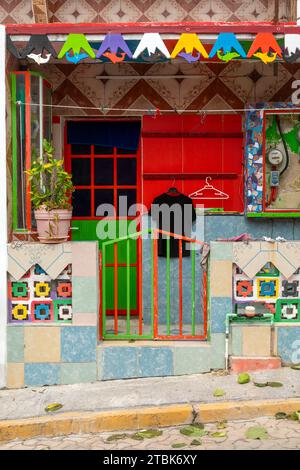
xmin=142 ymin=114 xmax=244 ymax=212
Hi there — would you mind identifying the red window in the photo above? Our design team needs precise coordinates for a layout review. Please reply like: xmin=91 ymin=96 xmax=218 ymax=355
xmin=142 ymin=114 xmax=244 ymax=212
xmin=65 ymin=143 xmax=140 ymax=219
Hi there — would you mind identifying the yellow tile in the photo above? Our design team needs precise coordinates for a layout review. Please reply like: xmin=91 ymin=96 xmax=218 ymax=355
xmin=242 ymin=326 xmax=271 ymax=357
xmin=24 ymin=327 xmax=60 ymax=363
xmin=7 ymin=363 xmax=24 ymax=389
xmin=210 ymin=260 xmax=233 ymax=297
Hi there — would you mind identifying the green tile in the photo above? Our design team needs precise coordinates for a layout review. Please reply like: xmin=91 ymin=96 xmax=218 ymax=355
xmin=210 ymin=333 xmax=226 ymax=369
xmin=60 ymin=362 xmax=97 ymax=385
xmin=7 ymin=326 xmax=24 ymax=363
xmin=210 ymin=242 xmax=233 ymax=260
xmin=72 ymin=276 xmax=98 ymax=314
xmin=173 ymin=347 xmax=211 ymax=375
xmin=97 ymin=346 xmax=103 ymax=380
xmin=231 ymin=326 xmax=243 ymax=356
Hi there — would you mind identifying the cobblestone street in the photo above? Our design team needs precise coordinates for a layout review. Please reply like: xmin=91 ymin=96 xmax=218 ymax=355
xmin=0 ymin=416 xmax=300 ymax=450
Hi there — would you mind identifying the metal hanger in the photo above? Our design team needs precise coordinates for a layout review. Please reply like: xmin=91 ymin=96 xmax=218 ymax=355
xmin=189 ymin=177 xmax=229 ymax=200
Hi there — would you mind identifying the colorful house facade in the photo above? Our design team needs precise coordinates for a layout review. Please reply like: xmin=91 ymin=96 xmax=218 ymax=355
xmin=1 ymin=0 xmax=300 ymax=389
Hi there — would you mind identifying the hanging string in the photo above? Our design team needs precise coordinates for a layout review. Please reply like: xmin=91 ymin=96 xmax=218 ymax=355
xmin=14 ymin=100 xmax=300 ymax=115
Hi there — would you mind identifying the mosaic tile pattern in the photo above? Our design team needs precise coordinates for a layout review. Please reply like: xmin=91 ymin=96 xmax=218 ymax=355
xmin=233 ymin=263 xmax=300 ymax=322
xmin=245 ymin=102 xmax=300 ymax=214
xmin=8 ymin=264 xmax=72 ymax=323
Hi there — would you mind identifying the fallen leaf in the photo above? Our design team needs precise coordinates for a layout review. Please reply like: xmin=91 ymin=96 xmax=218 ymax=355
xmin=238 ymin=373 xmax=251 ymax=384
xmin=172 ymin=443 xmax=187 ymax=448
xmin=275 ymin=412 xmax=288 ymax=420
xmin=191 ymin=439 xmax=202 ymax=446
xmin=106 ymin=433 xmax=127 ymax=442
xmin=245 ymin=426 xmax=269 ymax=440
xmin=44 ymin=403 xmax=63 ymax=413
xmin=211 ymin=431 xmax=227 ymax=438
xmin=267 ymin=382 xmax=283 ymax=388
xmin=135 ymin=429 xmax=163 ymax=439
xmin=217 ymin=421 xmax=228 ymax=429
xmin=253 ymin=382 xmax=269 ymax=387
xmin=129 ymin=434 xmax=144 ymax=441
xmin=287 ymin=412 xmax=300 ymax=421
xmin=291 ymin=364 xmax=300 ymax=370
xmin=180 ymin=425 xmax=208 ymax=437
xmin=213 ymin=388 xmax=225 ymax=397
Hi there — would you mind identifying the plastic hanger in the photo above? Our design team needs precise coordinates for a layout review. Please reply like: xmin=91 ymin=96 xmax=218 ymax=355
xmin=189 ymin=177 xmax=229 ymax=200
xmin=167 ymin=179 xmax=180 ymax=195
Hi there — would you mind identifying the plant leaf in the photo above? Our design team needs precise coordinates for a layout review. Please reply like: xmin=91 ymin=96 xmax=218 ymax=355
xmin=106 ymin=433 xmax=127 ymax=442
xmin=213 ymin=388 xmax=225 ymax=397
xmin=180 ymin=425 xmax=208 ymax=437
xmin=172 ymin=443 xmax=187 ymax=448
xmin=238 ymin=373 xmax=251 ymax=384
xmin=275 ymin=412 xmax=288 ymax=420
xmin=267 ymin=382 xmax=283 ymax=388
xmin=253 ymin=382 xmax=269 ymax=387
xmin=211 ymin=431 xmax=227 ymax=438
xmin=44 ymin=403 xmax=63 ymax=413
xmin=135 ymin=429 xmax=163 ymax=439
xmin=217 ymin=421 xmax=228 ymax=429
xmin=245 ymin=426 xmax=269 ymax=440
xmin=191 ymin=439 xmax=202 ymax=446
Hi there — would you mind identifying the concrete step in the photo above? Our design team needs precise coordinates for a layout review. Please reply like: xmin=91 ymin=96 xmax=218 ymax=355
xmin=230 ymin=356 xmax=282 ymax=373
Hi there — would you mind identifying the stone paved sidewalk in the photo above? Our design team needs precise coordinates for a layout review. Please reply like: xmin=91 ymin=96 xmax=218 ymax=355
xmin=0 ymin=416 xmax=299 ymax=450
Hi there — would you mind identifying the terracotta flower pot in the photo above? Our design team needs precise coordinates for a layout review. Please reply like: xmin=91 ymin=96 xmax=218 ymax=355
xmin=34 ymin=208 xmax=72 ymax=244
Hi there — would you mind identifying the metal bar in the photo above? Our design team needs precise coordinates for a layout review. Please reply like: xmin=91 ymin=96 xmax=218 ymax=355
xmin=11 ymin=73 xmax=18 ymax=231
xmin=143 ymin=173 xmax=238 ymax=180
xmin=138 ymin=236 xmax=143 ymax=336
xmin=203 ymin=270 xmax=208 ymax=340
xmin=114 ymin=242 xmax=118 ymax=336
xmin=166 ymin=236 xmax=170 ymax=336
xmin=126 ymin=238 xmax=130 ymax=335
xmin=191 ymin=248 xmax=196 ymax=336
xmin=99 ymin=251 xmax=103 ymax=340
xmin=25 ymin=73 xmax=31 ymax=231
xmin=6 ymin=21 xmax=295 ymax=35
xmin=102 ymin=247 xmax=106 ymax=339
xmin=153 ymin=236 xmax=158 ymax=338
xmin=142 ymin=132 xmax=243 ymax=138
xmin=179 ymin=239 xmax=183 ymax=336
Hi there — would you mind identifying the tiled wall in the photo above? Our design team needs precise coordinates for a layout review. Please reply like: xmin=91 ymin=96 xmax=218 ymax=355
xmin=29 ymin=61 xmax=298 ymax=117
xmin=6 ymin=242 xmax=99 ymax=388
xmin=0 ymin=1 xmax=291 ymax=24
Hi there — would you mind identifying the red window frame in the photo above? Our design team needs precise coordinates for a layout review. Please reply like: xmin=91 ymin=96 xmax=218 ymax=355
xmin=64 ymin=119 xmax=141 ymax=221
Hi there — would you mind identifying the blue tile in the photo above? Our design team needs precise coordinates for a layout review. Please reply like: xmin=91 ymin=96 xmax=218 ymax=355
xmin=139 ymin=347 xmax=173 ymax=377
xmin=277 ymin=327 xmax=300 ymax=363
xmin=61 ymin=326 xmax=97 ymax=362
xmin=210 ymin=297 xmax=232 ymax=333
xmin=103 ymin=347 xmax=138 ymax=379
xmin=24 ymin=363 xmax=60 ymax=386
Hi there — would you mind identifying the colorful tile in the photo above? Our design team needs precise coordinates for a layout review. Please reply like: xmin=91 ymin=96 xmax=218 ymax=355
xmin=7 ymin=363 xmax=24 ymax=389
xmin=11 ymin=303 xmax=30 ymax=322
xmin=103 ymin=347 xmax=138 ymax=379
xmin=54 ymin=299 xmax=72 ymax=323
xmin=31 ymin=301 xmax=53 ymax=322
xmin=139 ymin=347 xmax=173 ymax=377
xmin=72 ymin=277 xmax=98 ymax=314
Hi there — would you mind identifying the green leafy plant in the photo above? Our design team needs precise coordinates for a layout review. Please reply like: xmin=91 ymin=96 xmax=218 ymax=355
xmin=25 ymin=139 xmax=74 ymax=211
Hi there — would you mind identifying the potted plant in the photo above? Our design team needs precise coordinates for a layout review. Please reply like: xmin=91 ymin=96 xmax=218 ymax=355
xmin=26 ymin=139 xmax=74 ymax=243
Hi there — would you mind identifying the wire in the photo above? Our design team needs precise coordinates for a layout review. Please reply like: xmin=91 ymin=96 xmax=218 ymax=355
xmin=14 ymin=100 xmax=300 ymax=115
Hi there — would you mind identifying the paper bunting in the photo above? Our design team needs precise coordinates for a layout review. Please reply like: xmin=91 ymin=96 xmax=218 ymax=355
xmin=96 ymin=34 xmax=132 ymax=63
xmin=170 ymin=33 xmax=208 ymax=62
xmin=133 ymin=33 xmax=170 ymax=59
xmin=20 ymin=34 xmax=57 ymax=64
xmin=6 ymin=36 xmax=21 ymax=59
xmin=209 ymin=33 xmax=246 ymax=62
xmin=58 ymin=34 xmax=95 ymax=63
xmin=247 ymin=33 xmax=282 ymax=64
xmin=283 ymin=34 xmax=300 ymax=63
